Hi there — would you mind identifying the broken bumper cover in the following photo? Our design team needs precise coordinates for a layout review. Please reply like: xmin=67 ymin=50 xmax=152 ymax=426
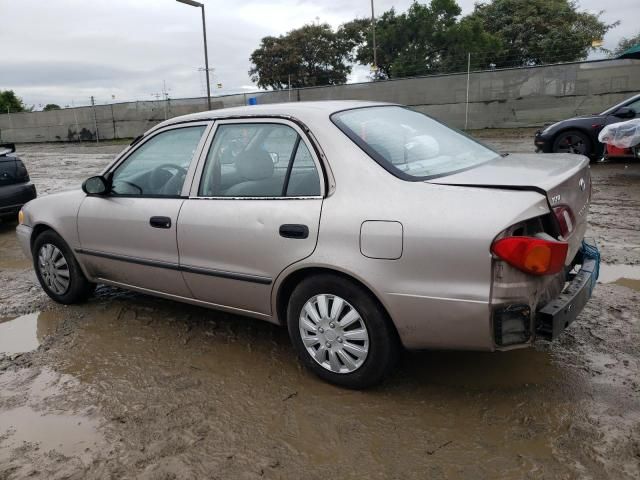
xmin=536 ymin=239 xmax=600 ymax=340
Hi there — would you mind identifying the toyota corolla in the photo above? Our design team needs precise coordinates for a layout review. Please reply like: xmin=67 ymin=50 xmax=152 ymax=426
xmin=16 ymin=101 xmax=599 ymax=388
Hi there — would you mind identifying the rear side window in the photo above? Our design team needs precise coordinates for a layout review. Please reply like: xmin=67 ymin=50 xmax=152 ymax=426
xmin=0 ymin=158 xmax=28 ymax=186
xmin=198 ymin=123 xmax=321 ymax=197
xmin=331 ymin=106 xmax=500 ymax=180
xmin=0 ymin=159 xmax=16 ymax=185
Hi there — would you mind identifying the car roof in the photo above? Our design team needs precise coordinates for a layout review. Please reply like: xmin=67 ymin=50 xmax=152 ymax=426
xmin=151 ymin=100 xmax=395 ymax=132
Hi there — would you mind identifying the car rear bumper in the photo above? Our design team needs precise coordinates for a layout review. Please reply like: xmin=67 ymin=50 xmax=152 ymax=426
xmin=16 ymin=224 xmax=33 ymax=258
xmin=0 ymin=182 xmax=37 ymax=218
xmin=536 ymin=239 xmax=599 ymax=340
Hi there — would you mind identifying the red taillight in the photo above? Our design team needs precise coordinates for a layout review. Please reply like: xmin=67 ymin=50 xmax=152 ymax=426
xmin=553 ymin=205 xmax=575 ymax=240
xmin=491 ymin=237 xmax=568 ymax=276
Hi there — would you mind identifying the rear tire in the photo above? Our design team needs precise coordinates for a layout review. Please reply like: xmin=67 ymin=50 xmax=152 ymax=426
xmin=552 ymin=130 xmax=592 ymax=157
xmin=33 ymin=230 xmax=95 ymax=304
xmin=287 ymin=274 xmax=399 ymax=389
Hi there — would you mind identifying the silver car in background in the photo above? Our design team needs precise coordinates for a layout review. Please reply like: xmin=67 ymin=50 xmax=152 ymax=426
xmin=16 ymin=101 xmax=599 ymax=388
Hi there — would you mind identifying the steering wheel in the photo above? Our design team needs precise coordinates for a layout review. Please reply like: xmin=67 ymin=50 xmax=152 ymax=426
xmin=116 ymin=180 xmax=143 ymax=195
xmin=149 ymin=164 xmax=188 ymax=194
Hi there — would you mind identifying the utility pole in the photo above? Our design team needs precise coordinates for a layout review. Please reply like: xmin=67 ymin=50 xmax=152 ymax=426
xmin=163 ymin=80 xmax=169 ymax=120
xmin=90 ymin=96 xmax=99 ymax=143
xmin=371 ymin=0 xmax=378 ymax=79
xmin=465 ymin=52 xmax=471 ymax=131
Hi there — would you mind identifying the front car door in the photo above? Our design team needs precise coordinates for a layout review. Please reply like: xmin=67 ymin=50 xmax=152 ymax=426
xmin=77 ymin=122 xmax=211 ymax=296
xmin=177 ymin=119 xmax=324 ymax=319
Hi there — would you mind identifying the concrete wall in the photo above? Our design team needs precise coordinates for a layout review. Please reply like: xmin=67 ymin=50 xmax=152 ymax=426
xmin=1 ymin=58 xmax=639 ymax=143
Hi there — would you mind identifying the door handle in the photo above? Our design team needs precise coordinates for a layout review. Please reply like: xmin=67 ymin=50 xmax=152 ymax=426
xmin=149 ymin=216 xmax=172 ymax=229
xmin=279 ymin=224 xmax=309 ymax=239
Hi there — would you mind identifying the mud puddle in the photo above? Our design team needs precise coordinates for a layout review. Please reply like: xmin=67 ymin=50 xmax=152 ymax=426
xmin=0 ymin=300 xmax=606 ymax=478
xmin=0 ymin=367 xmax=105 ymax=478
xmin=599 ymin=263 xmax=640 ymax=291
xmin=0 ymin=406 xmax=99 ymax=460
xmin=0 ymin=311 xmax=62 ymax=355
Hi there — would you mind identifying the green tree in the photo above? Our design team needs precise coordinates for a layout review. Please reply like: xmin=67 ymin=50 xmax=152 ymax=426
xmin=249 ymin=23 xmax=354 ymax=89
xmin=343 ymin=0 xmax=503 ymax=79
xmin=470 ymin=0 xmax=616 ymax=67
xmin=43 ymin=104 xmax=61 ymax=111
xmin=0 ymin=90 xmax=27 ymax=114
xmin=611 ymin=31 xmax=640 ymax=56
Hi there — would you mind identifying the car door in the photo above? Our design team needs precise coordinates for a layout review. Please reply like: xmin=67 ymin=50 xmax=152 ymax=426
xmin=177 ymin=119 xmax=324 ymax=317
xmin=77 ymin=122 xmax=211 ymax=296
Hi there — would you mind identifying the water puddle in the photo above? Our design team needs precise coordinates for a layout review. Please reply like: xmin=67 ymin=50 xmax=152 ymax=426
xmin=0 ymin=406 xmax=100 ymax=460
xmin=598 ymin=263 xmax=640 ymax=292
xmin=0 ymin=368 xmax=103 ymax=466
xmin=0 ymin=311 xmax=63 ymax=355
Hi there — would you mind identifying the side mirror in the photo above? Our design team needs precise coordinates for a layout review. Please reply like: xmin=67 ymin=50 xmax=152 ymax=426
xmin=614 ymin=106 xmax=635 ymax=118
xmin=82 ymin=175 xmax=109 ymax=195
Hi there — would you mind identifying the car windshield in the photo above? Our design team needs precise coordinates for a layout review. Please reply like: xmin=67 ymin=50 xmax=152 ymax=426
xmin=600 ymin=94 xmax=640 ymax=115
xmin=331 ymin=106 xmax=500 ymax=180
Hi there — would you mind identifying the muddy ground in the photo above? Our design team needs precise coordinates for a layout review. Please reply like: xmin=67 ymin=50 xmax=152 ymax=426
xmin=1 ymin=132 xmax=639 ymax=479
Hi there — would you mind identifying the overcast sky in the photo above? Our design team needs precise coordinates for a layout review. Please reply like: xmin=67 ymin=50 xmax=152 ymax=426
xmin=0 ymin=0 xmax=637 ymax=109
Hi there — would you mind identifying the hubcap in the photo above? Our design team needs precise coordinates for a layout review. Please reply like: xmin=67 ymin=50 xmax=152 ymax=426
xmin=37 ymin=243 xmax=70 ymax=295
xmin=298 ymin=294 xmax=370 ymax=374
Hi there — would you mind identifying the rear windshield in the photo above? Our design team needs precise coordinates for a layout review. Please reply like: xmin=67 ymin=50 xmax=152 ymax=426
xmin=331 ymin=106 xmax=500 ymax=180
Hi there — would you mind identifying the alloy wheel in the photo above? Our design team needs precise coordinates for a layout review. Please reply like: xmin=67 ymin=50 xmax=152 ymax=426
xmin=556 ymin=134 xmax=588 ymax=155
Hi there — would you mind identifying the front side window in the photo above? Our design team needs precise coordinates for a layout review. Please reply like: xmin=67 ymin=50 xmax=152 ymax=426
xmin=331 ymin=106 xmax=500 ymax=180
xmin=199 ymin=123 xmax=321 ymax=197
xmin=111 ymin=126 xmax=206 ymax=196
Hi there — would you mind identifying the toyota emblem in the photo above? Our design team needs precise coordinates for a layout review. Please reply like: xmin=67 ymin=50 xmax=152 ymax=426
xmin=579 ymin=178 xmax=586 ymax=191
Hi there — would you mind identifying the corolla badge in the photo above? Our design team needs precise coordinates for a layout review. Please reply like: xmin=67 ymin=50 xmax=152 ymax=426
xmin=579 ymin=178 xmax=586 ymax=191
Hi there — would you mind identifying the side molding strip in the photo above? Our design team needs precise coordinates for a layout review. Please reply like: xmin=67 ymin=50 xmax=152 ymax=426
xmin=75 ymin=248 xmax=272 ymax=285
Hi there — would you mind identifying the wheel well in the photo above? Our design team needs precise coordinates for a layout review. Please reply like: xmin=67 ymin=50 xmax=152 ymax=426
xmin=276 ymin=267 xmax=399 ymax=338
xmin=30 ymin=224 xmax=54 ymax=253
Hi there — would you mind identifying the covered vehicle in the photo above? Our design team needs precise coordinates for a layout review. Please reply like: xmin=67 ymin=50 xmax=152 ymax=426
xmin=0 ymin=143 xmax=36 ymax=220
xmin=598 ymin=118 xmax=640 ymax=161
xmin=534 ymin=93 xmax=640 ymax=159
xmin=16 ymin=101 xmax=598 ymax=388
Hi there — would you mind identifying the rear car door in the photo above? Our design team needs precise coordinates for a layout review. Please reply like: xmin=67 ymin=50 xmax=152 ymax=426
xmin=177 ymin=119 xmax=324 ymax=317
xmin=77 ymin=123 xmax=211 ymax=296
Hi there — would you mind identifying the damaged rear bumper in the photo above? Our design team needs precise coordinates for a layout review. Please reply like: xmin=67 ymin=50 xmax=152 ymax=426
xmin=536 ymin=239 xmax=600 ymax=340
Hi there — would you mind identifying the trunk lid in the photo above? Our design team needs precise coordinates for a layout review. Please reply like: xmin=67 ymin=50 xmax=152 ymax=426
xmin=429 ymin=153 xmax=591 ymax=262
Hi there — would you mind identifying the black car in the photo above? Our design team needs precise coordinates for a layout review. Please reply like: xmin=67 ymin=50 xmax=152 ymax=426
xmin=0 ymin=143 xmax=36 ymax=221
xmin=535 ymin=93 xmax=640 ymax=159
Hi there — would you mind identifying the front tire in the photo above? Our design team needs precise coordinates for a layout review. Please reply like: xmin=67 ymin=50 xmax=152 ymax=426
xmin=287 ymin=274 xmax=399 ymax=389
xmin=33 ymin=230 xmax=95 ymax=304
xmin=552 ymin=130 xmax=592 ymax=157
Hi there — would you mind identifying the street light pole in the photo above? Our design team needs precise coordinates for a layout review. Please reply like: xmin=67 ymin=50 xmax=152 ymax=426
xmin=176 ymin=0 xmax=212 ymax=110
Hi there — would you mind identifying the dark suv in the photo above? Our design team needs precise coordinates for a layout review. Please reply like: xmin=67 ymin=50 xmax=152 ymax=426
xmin=0 ymin=144 xmax=36 ymax=221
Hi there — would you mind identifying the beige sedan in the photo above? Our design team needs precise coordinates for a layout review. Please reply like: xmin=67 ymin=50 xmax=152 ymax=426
xmin=17 ymin=101 xmax=599 ymax=388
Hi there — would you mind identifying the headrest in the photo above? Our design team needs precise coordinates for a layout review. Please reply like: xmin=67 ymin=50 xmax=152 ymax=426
xmin=235 ymin=148 xmax=274 ymax=181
